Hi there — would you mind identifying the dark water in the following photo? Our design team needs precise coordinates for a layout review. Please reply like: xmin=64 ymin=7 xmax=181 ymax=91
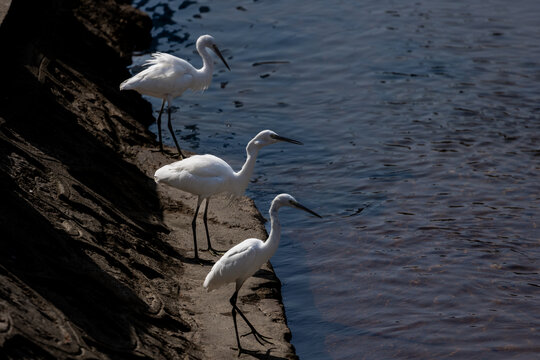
xmin=130 ymin=1 xmax=540 ymax=358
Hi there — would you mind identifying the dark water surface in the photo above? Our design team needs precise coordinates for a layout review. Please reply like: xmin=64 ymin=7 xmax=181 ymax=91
xmin=130 ymin=1 xmax=540 ymax=358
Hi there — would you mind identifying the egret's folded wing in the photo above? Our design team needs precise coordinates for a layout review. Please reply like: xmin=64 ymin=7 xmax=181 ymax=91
xmin=204 ymin=239 xmax=261 ymax=291
xmin=120 ymin=53 xmax=192 ymax=97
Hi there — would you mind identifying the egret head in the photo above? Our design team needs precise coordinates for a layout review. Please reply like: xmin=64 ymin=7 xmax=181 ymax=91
xmin=251 ymin=130 xmax=303 ymax=148
xmin=197 ymin=34 xmax=231 ymax=71
xmin=272 ymin=193 xmax=322 ymax=218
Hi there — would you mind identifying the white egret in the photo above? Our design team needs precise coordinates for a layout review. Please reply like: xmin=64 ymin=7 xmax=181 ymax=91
xmin=154 ymin=130 xmax=302 ymax=260
xmin=203 ymin=193 xmax=321 ymax=356
xmin=120 ymin=34 xmax=231 ymax=158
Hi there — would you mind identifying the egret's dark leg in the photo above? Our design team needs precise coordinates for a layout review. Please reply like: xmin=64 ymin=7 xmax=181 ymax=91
xmin=230 ymin=288 xmax=273 ymax=348
xmin=191 ymin=198 xmax=202 ymax=260
xmin=167 ymin=102 xmax=185 ymax=159
xmin=229 ymin=291 xmax=244 ymax=356
xmin=202 ymin=198 xmax=225 ymax=256
xmin=156 ymin=99 xmax=165 ymax=152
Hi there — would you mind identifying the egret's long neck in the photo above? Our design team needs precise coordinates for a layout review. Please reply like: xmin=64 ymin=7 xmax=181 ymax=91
xmin=233 ymin=141 xmax=261 ymax=194
xmin=197 ymin=44 xmax=215 ymax=75
xmin=262 ymin=203 xmax=282 ymax=260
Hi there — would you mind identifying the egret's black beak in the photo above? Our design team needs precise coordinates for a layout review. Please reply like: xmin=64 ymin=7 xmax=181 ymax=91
xmin=270 ymin=134 xmax=303 ymax=145
xmin=292 ymin=201 xmax=322 ymax=218
xmin=213 ymin=45 xmax=231 ymax=71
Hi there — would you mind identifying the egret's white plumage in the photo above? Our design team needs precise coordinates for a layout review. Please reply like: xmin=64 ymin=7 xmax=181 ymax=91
xmin=203 ymin=237 xmax=262 ymax=291
xmin=203 ymin=194 xmax=321 ymax=355
xmin=120 ymin=34 xmax=230 ymax=158
xmin=155 ymin=154 xmax=235 ymax=199
xmin=154 ymin=130 xmax=302 ymax=260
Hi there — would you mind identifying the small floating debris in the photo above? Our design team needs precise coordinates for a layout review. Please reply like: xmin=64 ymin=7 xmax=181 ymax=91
xmin=252 ymin=61 xmax=290 ymax=67
xmin=346 ymin=207 xmax=365 ymax=217
xmin=454 ymin=107 xmax=478 ymax=115
xmin=384 ymin=143 xmax=411 ymax=150
xmin=382 ymin=71 xmax=429 ymax=77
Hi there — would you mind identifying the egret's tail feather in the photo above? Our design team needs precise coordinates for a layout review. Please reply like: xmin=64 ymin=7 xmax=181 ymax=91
xmin=203 ymin=274 xmax=214 ymax=292
xmin=119 ymin=78 xmax=134 ymax=91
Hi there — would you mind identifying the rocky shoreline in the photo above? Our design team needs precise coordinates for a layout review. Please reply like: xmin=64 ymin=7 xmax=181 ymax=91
xmin=0 ymin=0 xmax=297 ymax=358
